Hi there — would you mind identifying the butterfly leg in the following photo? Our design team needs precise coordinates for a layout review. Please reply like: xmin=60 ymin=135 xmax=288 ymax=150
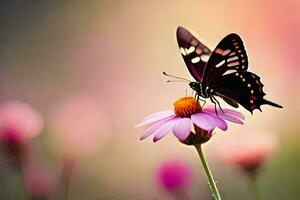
xmin=194 ymin=92 xmax=206 ymax=106
xmin=210 ymin=96 xmax=219 ymax=116
xmin=212 ymin=96 xmax=224 ymax=113
xmin=194 ymin=93 xmax=198 ymax=101
xmin=198 ymin=96 xmax=206 ymax=107
xmin=201 ymin=99 xmax=206 ymax=107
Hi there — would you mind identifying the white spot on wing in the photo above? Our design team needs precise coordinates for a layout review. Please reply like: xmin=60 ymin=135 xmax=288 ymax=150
xmin=185 ymin=46 xmax=195 ymax=55
xmin=227 ymin=56 xmax=239 ymax=62
xmin=228 ymin=62 xmax=240 ymax=67
xmin=216 ymin=60 xmax=225 ymax=67
xmin=223 ymin=69 xmax=237 ymax=75
xmin=200 ymin=55 xmax=210 ymax=62
xmin=180 ymin=47 xmax=187 ymax=56
xmin=191 ymin=57 xmax=201 ymax=63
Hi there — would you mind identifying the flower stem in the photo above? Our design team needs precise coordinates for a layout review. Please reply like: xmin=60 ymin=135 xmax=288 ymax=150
xmin=249 ymin=174 xmax=261 ymax=200
xmin=60 ymin=157 xmax=76 ymax=200
xmin=194 ymin=144 xmax=221 ymax=200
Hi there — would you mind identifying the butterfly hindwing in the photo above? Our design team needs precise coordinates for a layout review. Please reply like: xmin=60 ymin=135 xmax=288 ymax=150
xmin=176 ymin=27 xmax=282 ymax=112
xmin=202 ymin=33 xmax=248 ymax=88
xmin=176 ymin=26 xmax=212 ymax=81
xmin=210 ymin=71 xmax=282 ymax=113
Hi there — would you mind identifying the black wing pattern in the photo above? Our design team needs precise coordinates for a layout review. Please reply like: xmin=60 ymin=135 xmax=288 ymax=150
xmin=211 ymin=72 xmax=282 ymax=113
xmin=176 ymin=26 xmax=212 ymax=81
xmin=202 ymin=33 xmax=248 ymax=88
xmin=199 ymin=33 xmax=282 ymax=112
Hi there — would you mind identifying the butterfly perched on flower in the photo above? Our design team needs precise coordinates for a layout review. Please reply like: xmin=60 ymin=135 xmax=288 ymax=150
xmin=175 ymin=26 xmax=282 ymax=114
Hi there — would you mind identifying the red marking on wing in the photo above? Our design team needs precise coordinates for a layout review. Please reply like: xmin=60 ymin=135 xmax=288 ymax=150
xmin=190 ymin=66 xmax=202 ymax=81
xmin=250 ymin=105 xmax=256 ymax=110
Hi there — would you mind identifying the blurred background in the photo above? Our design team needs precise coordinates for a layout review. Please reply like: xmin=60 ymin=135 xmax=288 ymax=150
xmin=0 ymin=0 xmax=299 ymax=199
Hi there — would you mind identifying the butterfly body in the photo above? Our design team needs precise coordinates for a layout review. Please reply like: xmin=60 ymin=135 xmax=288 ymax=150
xmin=189 ymin=81 xmax=213 ymax=99
xmin=177 ymin=26 xmax=282 ymax=113
xmin=189 ymin=82 xmax=202 ymax=96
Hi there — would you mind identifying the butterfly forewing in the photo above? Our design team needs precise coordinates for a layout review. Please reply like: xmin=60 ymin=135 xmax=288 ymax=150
xmin=176 ymin=26 xmax=212 ymax=81
xmin=211 ymin=72 xmax=282 ymax=113
xmin=202 ymin=33 xmax=248 ymax=89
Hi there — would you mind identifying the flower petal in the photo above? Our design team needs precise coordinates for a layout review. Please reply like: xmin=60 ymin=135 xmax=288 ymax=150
xmin=143 ymin=110 xmax=175 ymax=121
xmin=135 ymin=111 xmax=175 ymax=127
xmin=172 ymin=118 xmax=192 ymax=141
xmin=140 ymin=116 xmax=176 ymax=140
xmin=203 ymin=112 xmax=227 ymax=131
xmin=191 ymin=113 xmax=216 ymax=131
xmin=221 ymin=109 xmax=245 ymax=120
xmin=205 ymin=107 xmax=245 ymax=120
xmin=218 ymin=113 xmax=244 ymax=124
xmin=204 ymin=108 xmax=244 ymax=125
xmin=153 ymin=118 xmax=180 ymax=142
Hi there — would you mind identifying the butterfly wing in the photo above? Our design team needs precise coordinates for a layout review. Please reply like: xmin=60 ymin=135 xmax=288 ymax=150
xmin=211 ymin=71 xmax=282 ymax=113
xmin=176 ymin=26 xmax=212 ymax=81
xmin=217 ymin=93 xmax=239 ymax=108
xmin=201 ymin=33 xmax=248 ymax=89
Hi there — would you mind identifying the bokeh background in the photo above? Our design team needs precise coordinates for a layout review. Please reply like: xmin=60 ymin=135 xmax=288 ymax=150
xmin=0 ymin=0 xmax=299 ymax=199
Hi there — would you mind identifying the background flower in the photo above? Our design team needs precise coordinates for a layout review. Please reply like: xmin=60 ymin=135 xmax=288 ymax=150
xmin=0 ymin=100 xmax=43 ymax=144
xmin=217 ymin=132 xmax=278 ymax=173
xmin=0 ymin=100 xmax=43 ymax=160
xmin=156 ymin=159 xmax=192 ymax=194
xmin=22 ymin=158 xmax=57 ymax=199
xmin=48 ymin=94 xmax=111 ymax=159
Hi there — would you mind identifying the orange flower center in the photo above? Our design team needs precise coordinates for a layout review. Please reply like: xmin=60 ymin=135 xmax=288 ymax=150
xmin=173 ymin=97 xmax=202 ymax=118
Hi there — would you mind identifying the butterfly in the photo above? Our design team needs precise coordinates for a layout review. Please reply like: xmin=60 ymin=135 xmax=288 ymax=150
xmin=175 ymin=26 xmax=282 ymax=114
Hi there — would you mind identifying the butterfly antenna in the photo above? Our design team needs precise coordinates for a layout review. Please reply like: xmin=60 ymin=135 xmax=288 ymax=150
xmin=166 ymin=80 xmax=188 ymax=83
xmin=163 ymin=72 xmax=191 ymax=82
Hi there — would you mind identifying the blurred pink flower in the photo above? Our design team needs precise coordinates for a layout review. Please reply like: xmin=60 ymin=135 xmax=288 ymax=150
xmin=49 ymin=95 xmax=111 ymax=158
xmin=136 ymin=97 xmax=244 ymax=142
xmin=22 ymin=160 xmax=57 ymax=199
xmin=218 ymin=133 xmax=278 ymax=173
xmin=156 ymin=159 xmax=192 ymax=193
xmin=0 ymin=100 xmax=43 ymax=152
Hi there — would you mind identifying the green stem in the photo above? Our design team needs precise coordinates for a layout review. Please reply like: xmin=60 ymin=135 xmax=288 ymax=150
xmin=249 ymin=174 xmax=261 ymax=200
xmin=194 ymin=144 xmax=221 ymax=200
xmin=60 ymin=157 xmax=76 ymax=200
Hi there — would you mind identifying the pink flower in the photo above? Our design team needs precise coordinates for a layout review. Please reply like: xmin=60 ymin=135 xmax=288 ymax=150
xmin=48 ymin=95 xmax=111 ymax=158
xmin=136 ymin=97 xmax=244 ymax=142
xmin=22 ymin=161 xmax=57 ymax=199
xmin=0 ymin=100 xmax=43 ymax=150
xmin=156 ymin=159 xmax=192 ymax=193
xmin=218 ymin=133 xmax=278 ymax=173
